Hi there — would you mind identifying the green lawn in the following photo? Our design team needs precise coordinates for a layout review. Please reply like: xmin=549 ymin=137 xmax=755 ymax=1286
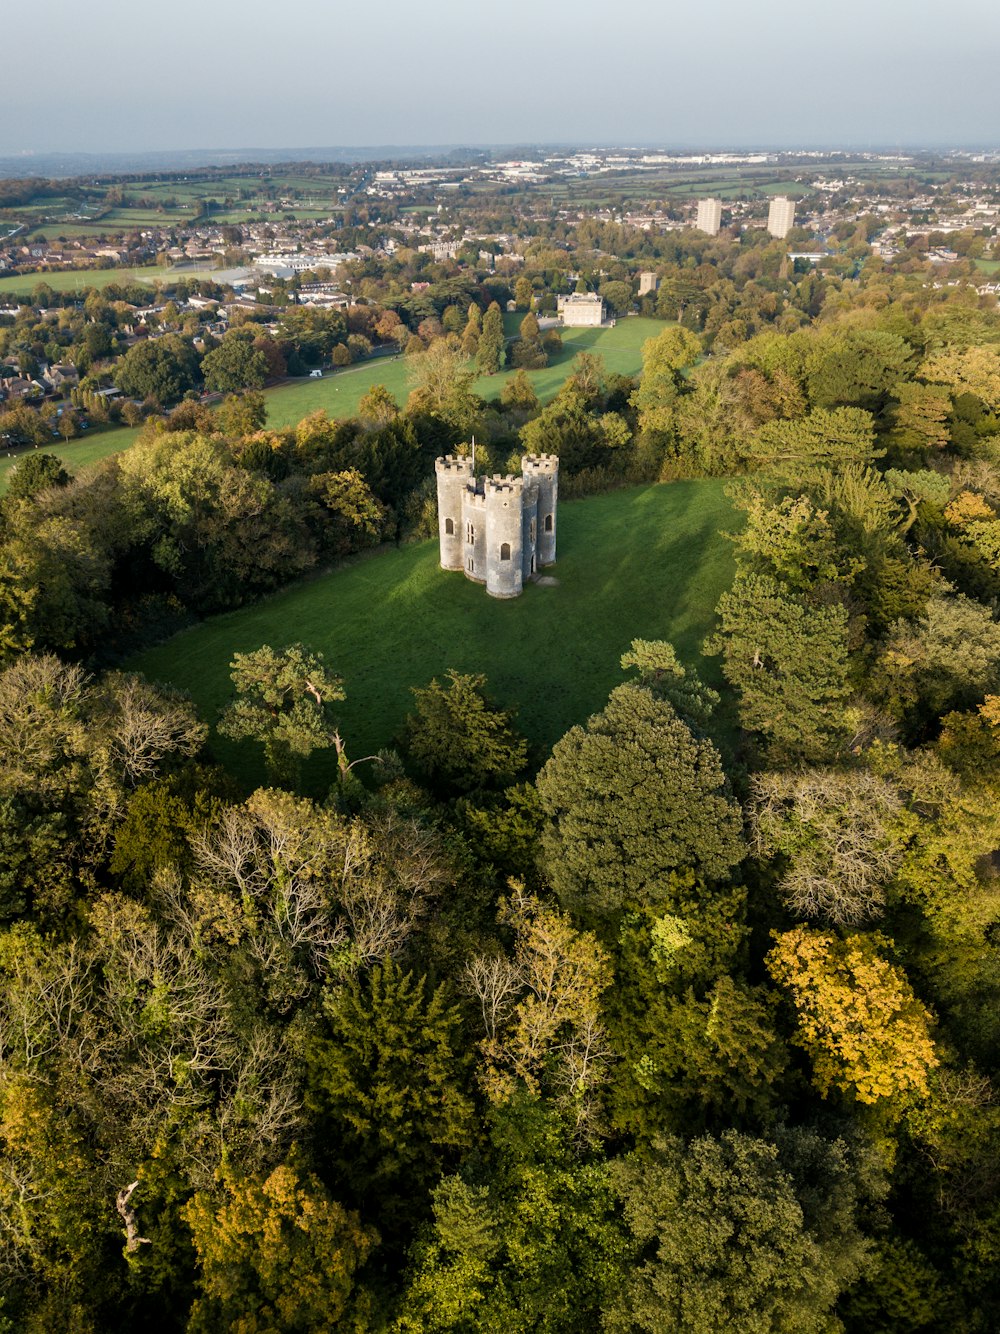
xmin=0 ymin=265 xmax=177 ymax=296
xmin=975 ymin=259 xmax=1000 ymax=275
xmin=129 ymin=478 xmax=738 ymax=793
xmin=0 ymin=427 xmax=141 ymax=492
xmin=0 ymin=318 xmax=664 ymax=493
xmin=265 ymin=317 xmax=662 ymax=428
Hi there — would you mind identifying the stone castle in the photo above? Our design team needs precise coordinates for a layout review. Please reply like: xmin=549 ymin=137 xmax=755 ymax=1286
xmin=434 ymin=453 xmax=559 ymax=598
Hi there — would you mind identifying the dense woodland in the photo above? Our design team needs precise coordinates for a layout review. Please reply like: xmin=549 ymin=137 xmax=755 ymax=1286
xmin=6 ymin=214 xmax=1000 ymax=1331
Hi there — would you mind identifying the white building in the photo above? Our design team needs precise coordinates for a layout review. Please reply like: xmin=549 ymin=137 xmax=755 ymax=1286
xmin=638 ymin=271 xmax=660 ymax=295
xmin=767 ymin=196 xmax=796 ymax=239
xmin=696 ymin=198 xmax=723 ymax=236
xmin=557 ymin=292 xmax=605 ymax=327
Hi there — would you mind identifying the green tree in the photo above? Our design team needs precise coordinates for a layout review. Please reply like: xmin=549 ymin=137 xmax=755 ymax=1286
xmin=476 ymin=302 xmax=505 ymax=375
xmin=201 ymin=334 xmax=268 ymax=393
xmin=630 ymin=326 xmax=701 ymax=454
xmin=536 ymin=683 xmax=744 ymax=919
xmin=400 ymin=670 xmax=528 ymax=797
xmin=706 ymin=572 xmax=853 ymax=762
xmin=4 ymin=453 xmax=70 ymax=502
xmin=218 ymin=643 xmax=348 ymax=786
xmin=113 ymin=334 xmax=199 ymax=404
xmin=307 ymin=961 xmax=474 ymax=1220
xmin=606 ymin=1130 xmax=871 ymax=1333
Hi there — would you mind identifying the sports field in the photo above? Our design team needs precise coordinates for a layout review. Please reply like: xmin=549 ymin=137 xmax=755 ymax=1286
xmin=129 ymin=478 xmax=738 ymax=793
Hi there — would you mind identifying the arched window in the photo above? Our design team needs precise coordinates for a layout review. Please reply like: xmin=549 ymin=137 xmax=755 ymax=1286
xmin=544 ymin=513 xmax=553 ymax=532
xmin=445 ymin=517 xmax=454 ymax=535
xmin=500 ymin=542 xmax=511 ymax=561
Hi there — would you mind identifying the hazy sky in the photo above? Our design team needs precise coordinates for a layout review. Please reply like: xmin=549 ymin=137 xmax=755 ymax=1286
xmin=5 ymin=0 xmax=1000 ymax=154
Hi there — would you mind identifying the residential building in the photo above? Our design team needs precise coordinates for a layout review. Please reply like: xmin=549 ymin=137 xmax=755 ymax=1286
xmin=767 ymin=196 xmax=796 ymax=239
xmin=696 ymin=198 xmax=723 ymax=235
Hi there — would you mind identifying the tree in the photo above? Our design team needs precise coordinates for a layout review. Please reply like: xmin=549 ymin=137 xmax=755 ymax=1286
xmin=357 ymin=383 xmax=400 ymax=430
xmin=216 ymin=389 xmax=267 ymax=437
xmin=500 ymin=369 xmax=540 ymax=415
xmin=406 ymin=340 xmax=480 ymax=435
xmin=747 ymin=406 xmax=882 ymax=484
xmin=399 ymin=670 xmax=527 ymax=797
xmin=873 ymin=592 xmax=1000 ymax=726
xmin=308 ymin=468 xmax=386 ymax=557
xmin=307 ymin=961 xmax=474 ymax=1220
xmin=630 ymin=325 xmax=701 ymax=449
xmin=183 ymin=1164 xmax=377 ymax=1334
xmin=606 ymin=1130 xmax=871 ymax=1333
xmin=466 ymin=887 xmax=613 ymax=1137
xmin=767 ymin=927 xmax=938 ymax=1105
xmin=476 ymin=302 xmax=505 ymax=375
xmin=749 ymin=768 xmax=906 ymax=925
xmin=4 ymin=453 xmax=70 ymax=503
xmin=217 ymin=643 xmax=348 ymax=786
xmin=513 ymin=276 xmax=534 ymax=310
xmin=461 ymin=303 xmax=481 ymax=360
xmin=536 ymin=683 xmax=744 ymax=919
xmin=113 ymin=334 xmax=199 ymax=404
xmin=619 ymin=638 xmax=720 ymax=728
xmin=706 ymin=572 xmax=853 ymax=762
xmin=201 ymin=335 xmax=268 ymax=394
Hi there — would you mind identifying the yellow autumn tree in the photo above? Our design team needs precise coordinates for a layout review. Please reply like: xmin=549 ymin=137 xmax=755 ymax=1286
xmin=767 ymin=926 xmax=938 ymax=1105
xmin=182 ymin=1163 xmax=377 ymax=1333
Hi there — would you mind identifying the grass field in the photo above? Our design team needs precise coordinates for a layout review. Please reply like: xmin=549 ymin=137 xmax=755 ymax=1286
xmin=129 ymin=478 xmax=738 ymax=793
xmin=0 ymin=319 xmax=664 ymax=493
xmin=265 ymin=317 xmax=663 ymax=428
xmin=0 ymin=265 xmax=177 ymax=296
xmin=0 ymin=427 xmax=141 ymax=492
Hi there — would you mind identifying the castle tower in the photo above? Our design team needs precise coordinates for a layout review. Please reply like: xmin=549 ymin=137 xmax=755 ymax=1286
xmin=463 ymin=482 xmax=487 ymax=584
xmin=522 ymin=454 xmax=558 ymax=566
xmin=435 ymin=454 xmax=474 ymax=570
xmin=483 ymin=475 xmax=525 ymax=599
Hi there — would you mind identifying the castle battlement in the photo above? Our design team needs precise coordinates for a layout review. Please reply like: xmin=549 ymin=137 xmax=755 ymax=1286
xmin=522 ymin=453 xmax=559 ymax=474
xmin=434 ymin=447 xmax=558 ymax=598
xmin=435 ymin=454 xmax=474 ymax=476
xmin=484 ymin=475 xmax=523 ymax=497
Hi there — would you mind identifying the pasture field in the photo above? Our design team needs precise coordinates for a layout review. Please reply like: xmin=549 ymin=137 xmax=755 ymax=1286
xmin=129 ymin=478 xmax=739 ymax=792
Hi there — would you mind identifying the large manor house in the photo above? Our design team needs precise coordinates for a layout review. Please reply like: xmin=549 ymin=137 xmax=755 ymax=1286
xmin=434 ymin=453 xmax=559 ymax=598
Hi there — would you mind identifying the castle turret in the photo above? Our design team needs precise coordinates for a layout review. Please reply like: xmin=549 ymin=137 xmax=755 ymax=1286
xmin=522 ymin=454 xmax=559 ymax=566
xmin=435 ymin=454 xmax=474 ymax=570
xmin=483 ymin=475 xmax=524 ymax=599
xmin=463 ymin=482 xmax=487 ymax=584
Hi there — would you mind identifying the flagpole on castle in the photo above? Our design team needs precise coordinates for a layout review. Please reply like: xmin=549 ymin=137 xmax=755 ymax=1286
xmin=471 ymin=435 xmax=476 ymax=474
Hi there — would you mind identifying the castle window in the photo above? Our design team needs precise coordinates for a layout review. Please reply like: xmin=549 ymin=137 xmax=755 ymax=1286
xmin=544 ymin=513 xmax=553 ymax=532
xmin=445 ymin=517 xmax=454 ymax=535
xmin=530 ymin=520 xmax=536 ymax=542
xmin=467 ymin=523 xmax=475 ymax=544
xmin=500 ymin=542 xmax=511 ymax=561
